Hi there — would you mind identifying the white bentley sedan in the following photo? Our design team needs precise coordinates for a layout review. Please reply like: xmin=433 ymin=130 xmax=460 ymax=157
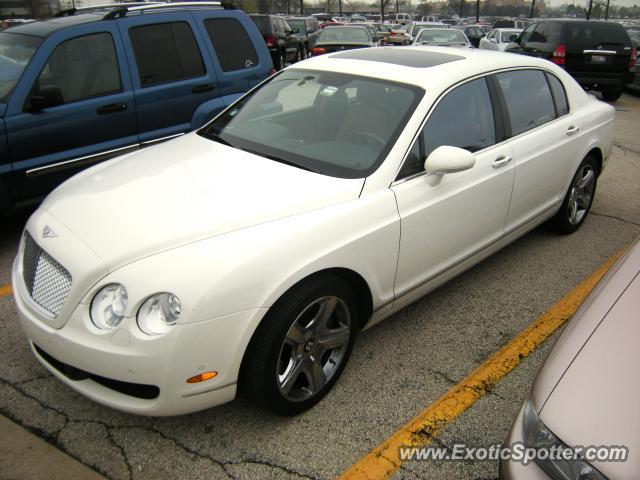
xmin=13 ymin=47 xmax=614 ymax=416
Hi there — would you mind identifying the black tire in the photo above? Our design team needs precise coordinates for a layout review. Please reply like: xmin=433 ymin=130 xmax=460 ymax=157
xmin=240 ymin=274 xmax=359 ymax=415
xmin=548 ymin=155 xmax=598 ymax=234
xmin=601 ymin=87 xmax=622 ymax=102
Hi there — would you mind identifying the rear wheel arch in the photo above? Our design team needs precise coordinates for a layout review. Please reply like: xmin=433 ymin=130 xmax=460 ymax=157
xmin=587 ymin=147 xmax=603 ymax=176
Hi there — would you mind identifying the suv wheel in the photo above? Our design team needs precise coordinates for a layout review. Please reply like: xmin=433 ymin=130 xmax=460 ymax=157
xmin=240 ymin=274 xmax=359 ymax=415
xmin=548 ymin=155 xmax=598 ymax=234
xmin=601 ymin=87 xmax=622 ymax=102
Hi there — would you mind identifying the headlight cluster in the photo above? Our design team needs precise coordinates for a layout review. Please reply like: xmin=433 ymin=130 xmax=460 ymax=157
xmin=523 ymin=399 xmax=606 ymax=480
xmin=90 ymin=285 xmax=181 ymax=336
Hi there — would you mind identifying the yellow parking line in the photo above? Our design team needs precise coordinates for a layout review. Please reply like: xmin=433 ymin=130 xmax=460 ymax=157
xmin=338 ymin=248 xmax=626 ymax=480
xmin=0 ymin=284 xmax=12 ymax=298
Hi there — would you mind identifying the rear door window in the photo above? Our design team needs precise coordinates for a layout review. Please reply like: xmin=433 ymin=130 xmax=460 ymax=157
xmin=129 ymin=22 xmax=205 ymax=87
xmin=496 ymin=69 xmax=557 ymax=136
xmin=204 ymin=18 xmax=258 ymax=71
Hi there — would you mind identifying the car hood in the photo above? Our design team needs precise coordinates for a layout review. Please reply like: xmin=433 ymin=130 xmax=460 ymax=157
xmin=41 ymin=133 xmax=365 ymax=270
xmin=538 ymin=255 xmax=640 ymax=478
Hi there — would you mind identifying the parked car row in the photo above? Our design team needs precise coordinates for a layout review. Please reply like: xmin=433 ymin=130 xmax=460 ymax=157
xmin=0 ymin=2 xmax=273 ymax=213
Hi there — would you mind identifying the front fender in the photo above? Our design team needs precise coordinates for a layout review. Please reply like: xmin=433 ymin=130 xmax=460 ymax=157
xmin=91 ymin=189 xmax=400 ymax=328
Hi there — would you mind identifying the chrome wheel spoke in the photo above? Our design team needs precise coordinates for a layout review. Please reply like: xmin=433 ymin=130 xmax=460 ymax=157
xmin=310 ymin=297 xmax=338 ymax=333
xmin=569 ymin=199 xmax=579 ymax=224
xmin=285 ymin=321 xmax=306 ymax=345
xmin=577 ymin=169 xmax=595 ymax=190
xmin=279 ymin=357 xmax=305 ymax=396
xmin=318 ymin=326 xmax=350 ymax=351
xmin=577 ymin=192 xmax=591 ymax=208
xmin=305 ymin=356 xmax=327 ymax=393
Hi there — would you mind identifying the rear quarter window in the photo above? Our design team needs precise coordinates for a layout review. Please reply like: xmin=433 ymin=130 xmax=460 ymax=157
xmin=546 ymin=73 xmax=569 ymax=117
xmin=204 ymin=18 xmax=259 ymax=72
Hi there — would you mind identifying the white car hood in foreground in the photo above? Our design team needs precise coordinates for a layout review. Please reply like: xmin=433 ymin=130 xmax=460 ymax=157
xmin=41 ymin=134 xmax=365 ymax=269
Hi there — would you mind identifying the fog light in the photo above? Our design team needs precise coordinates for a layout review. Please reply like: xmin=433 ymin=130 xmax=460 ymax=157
xmin=186 ymin=371 xmax=218 ymax=383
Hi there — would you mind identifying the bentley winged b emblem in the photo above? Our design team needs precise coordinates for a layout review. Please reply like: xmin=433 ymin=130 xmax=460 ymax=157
xmin=42 ymin=225 xmax=58 ymax=239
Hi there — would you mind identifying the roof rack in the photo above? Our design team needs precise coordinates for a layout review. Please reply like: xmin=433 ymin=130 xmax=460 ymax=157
xmin=55 ymin=2 xmax=163 ymax=17
xmin=103 ymin=1 xmax=225 ymax=19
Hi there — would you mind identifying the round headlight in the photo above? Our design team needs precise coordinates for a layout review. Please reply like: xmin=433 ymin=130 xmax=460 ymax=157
xmin=137 ymin=293 xmax=181 ymax=336
xmin=90 ymin=284 xmax=128 ymax=330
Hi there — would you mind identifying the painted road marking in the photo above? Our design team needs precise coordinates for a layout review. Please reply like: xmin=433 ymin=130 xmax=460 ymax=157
xmin=339 ymin=248 xmax=626 ymax=480
xmin=0 ymin=284 xmax=12 ymax=298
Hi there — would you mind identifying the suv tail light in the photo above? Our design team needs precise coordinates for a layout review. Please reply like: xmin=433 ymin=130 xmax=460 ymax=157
xmin=265 ymin=34 xmax=275 ymax=48
xmin=552 ymin=44 xmax=566 ymax=65
xmin=630 ymin=48 xmax=637 ymax=70
xmin=311 ymin=47 xmax=326 ymax=56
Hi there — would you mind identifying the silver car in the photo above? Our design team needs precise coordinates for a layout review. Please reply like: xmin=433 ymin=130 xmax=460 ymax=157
xmin=501 ymin=238 xmax=640 ymax=479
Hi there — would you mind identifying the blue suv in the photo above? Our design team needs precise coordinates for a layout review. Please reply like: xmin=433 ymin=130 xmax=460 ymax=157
xmin=0 ymin=2 xmax=272 ymax=213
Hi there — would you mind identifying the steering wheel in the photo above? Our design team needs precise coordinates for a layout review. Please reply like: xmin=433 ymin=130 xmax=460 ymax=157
xmin=351 ymin=132 xmax=386 ymax=150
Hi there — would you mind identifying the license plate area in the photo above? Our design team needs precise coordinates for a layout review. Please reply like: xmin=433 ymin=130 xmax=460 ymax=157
xmin=589 ymin=54 xmax=608 ymax=64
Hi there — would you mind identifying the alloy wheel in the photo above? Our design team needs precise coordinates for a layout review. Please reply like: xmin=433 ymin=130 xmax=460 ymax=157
xmin=276 ymin=296 xmax=351 ymax=402
xmin=567 ymin=164 xmax=596 ymax=225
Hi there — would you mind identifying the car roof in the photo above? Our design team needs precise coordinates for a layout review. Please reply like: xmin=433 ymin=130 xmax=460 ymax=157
xmin=294 ymin=46 xmax=559 ymax=90
xmin=5 ymin=13 xmax=104 ymax=37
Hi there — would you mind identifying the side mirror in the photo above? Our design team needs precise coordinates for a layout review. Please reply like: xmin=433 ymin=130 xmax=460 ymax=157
xmin=424 ymin=146 xmax=475 ymax=175
xmin=489 ymin=37 xmax=497 ymax=43
xmin=25 ymin=86 xmax=63 ymax=112
xmin=291 ymin=27 xmax=299 ymax=34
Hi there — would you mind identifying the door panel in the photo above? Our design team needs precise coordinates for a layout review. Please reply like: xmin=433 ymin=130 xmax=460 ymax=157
xmin=393 ymin=144 xmax=515 ymax=296
xmin=392 ymin=77 xmax=515 ymax=296
xmin=5 ymin=26 xmax=137 ymax=200
xmin=496 ymin=69 xmax=577 ymax=231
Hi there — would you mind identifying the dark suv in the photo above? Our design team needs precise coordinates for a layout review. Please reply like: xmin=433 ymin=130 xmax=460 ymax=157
xmin=285 ymin=17 xmax=321 ymax=58
xmin=508 ymin=19 xmax=636 ymax=101
xmin=249 ymin=14 xmax=302 ymax=70
xmin=0 ymin=2 xmax=272 ymax=213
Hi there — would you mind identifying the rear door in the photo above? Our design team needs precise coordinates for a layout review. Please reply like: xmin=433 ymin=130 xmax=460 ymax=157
xmin=496 ymin=69 xmax=579 ymax=231
xmin=117 ymin=12 xmax=220 ymax=143
xmin=5 ymin=23 xmax=137 ymax=201
xmin=565 ymin=21 xmax=632 ymax=75
xmin=519 ymin=21 xmax=564 ymax=60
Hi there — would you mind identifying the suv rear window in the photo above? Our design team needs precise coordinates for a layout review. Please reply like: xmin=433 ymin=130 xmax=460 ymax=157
xmin=204 ymin=18 xmax=258 ymax=72
xmin=130 ymin=22 xmax=205 ymax=87
xmin=567 ymin=22 xmax=631 ymax=49
xmin=249 ymin=16 xmax=270 ymax=34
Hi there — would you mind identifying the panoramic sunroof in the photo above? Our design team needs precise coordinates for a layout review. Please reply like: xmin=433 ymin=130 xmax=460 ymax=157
xmin=330 ymin=47 xmax=464 ymax=68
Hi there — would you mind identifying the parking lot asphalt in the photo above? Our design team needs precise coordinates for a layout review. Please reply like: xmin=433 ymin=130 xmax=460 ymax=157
xmin=1 ymin=92 xmax=639 ymax=480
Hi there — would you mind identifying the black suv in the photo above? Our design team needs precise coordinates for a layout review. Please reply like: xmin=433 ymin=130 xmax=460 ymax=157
xmin=508 ymin=19 xmax=636 ymax=101
xmin=249 ymin=14 xmax=302 ymax=70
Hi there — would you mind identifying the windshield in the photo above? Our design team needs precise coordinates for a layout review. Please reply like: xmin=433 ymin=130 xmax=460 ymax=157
xmin=0 ymin=32 xmax=41 ymax=102
xmin=320 ymin=27 xmax=370 ymax=43
xmin=199 ymin=69 xmax=423 ymax=178
xmin=287 ymin=19 xmax=306 ymax=33
xmin=416 ymin=29 xmax=466 ymax=43
xmin=500 ymin=31 xmax=520 ymax=43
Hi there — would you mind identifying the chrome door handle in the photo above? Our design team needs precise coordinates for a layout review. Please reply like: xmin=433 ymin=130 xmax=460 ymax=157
xmin=492 ymin=155 xmax=512 ymax=168
xmin=566 ymin=125 xmax=580 ymax=136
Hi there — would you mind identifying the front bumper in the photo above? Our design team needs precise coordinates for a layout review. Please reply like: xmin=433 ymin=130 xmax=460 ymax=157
xmin=500 ymin=402 xmax=548 ymax=479
xmin=13 ymin=260 xmax=267 ymax=416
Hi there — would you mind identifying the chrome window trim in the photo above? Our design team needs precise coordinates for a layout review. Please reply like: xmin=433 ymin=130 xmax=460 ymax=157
xmin=391 ymin=66 xmax=571 ymax=186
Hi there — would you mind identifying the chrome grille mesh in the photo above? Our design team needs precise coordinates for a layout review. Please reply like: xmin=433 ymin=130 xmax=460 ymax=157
xmin=22 ymin=233 xmax=72 ymax=317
